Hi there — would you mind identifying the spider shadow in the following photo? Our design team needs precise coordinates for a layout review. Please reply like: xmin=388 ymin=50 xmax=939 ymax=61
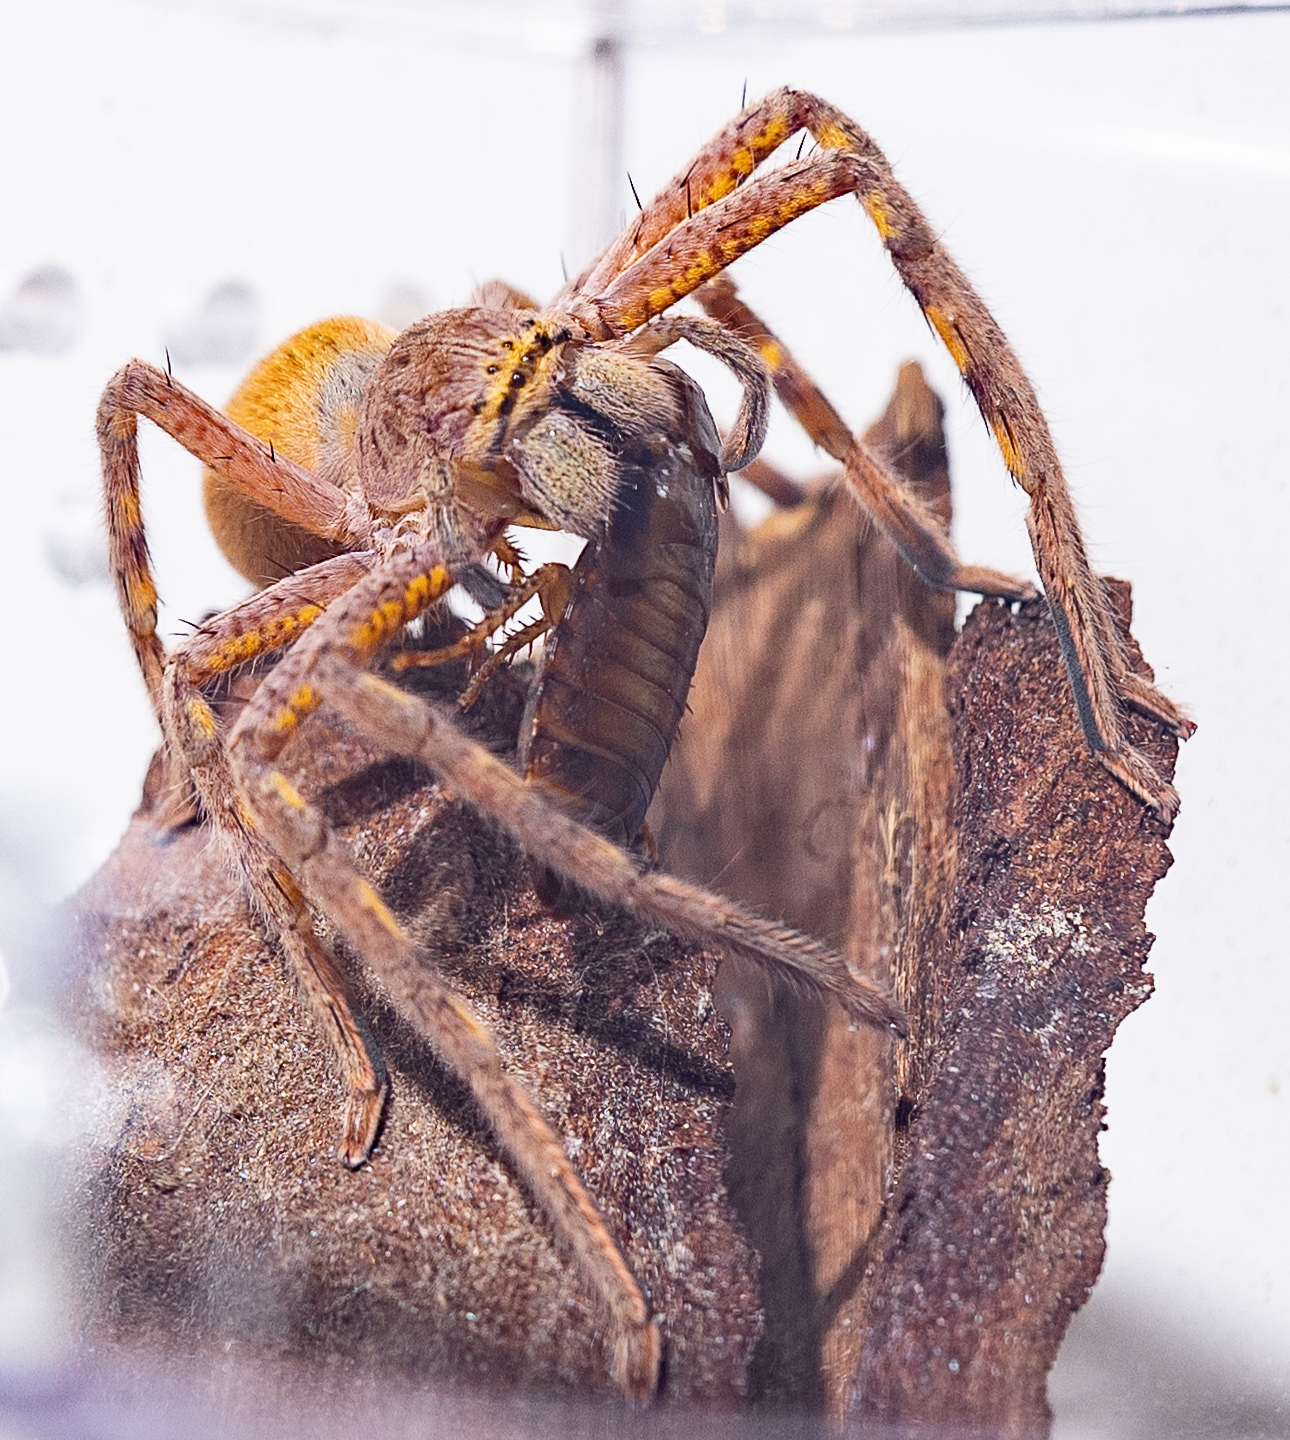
xmin=319 ymin=751 xmax=736 ymax=1201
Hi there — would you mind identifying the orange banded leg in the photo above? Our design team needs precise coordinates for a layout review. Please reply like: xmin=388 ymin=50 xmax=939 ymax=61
xmin=174 ymin=552 xmax=376 ymax=685
xmin=570 ymin=88 xmax=1188 ymax=816
xmin=391 ymin=562 xmax=577 ymax=709
xmin=227 ymin=550 xmax=662 ymax=1399
xmin=738 ymin=454 xmax=809 ymax=508
xmin=698 ymin=276 xmax=1034 ymax=601
xmin=97 ymin=359 xmax=365 ymax=716
xmin=163 ymin=554 xmax=387 ymax=1165
xmin=571 ymin=89 xmax=858 ymax=298
xmin=234 ymin=544 xmax=906 ymax=1032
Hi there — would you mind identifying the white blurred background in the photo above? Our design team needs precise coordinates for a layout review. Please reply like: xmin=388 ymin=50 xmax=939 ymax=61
xmin=0 ymin=1 xmax=1287 ymax=1434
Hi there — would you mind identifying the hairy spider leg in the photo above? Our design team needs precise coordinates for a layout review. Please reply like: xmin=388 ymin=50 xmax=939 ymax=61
xmin=698 ymin=276 xmax=1035 ymax=602
xmin=702 ymin=277 xmax=1193 ymax=747
xmin=226 ymin=550 xmax=662 ymax=1400
xmin=612 ymin=313 xmax=768 ymax=476
xmin=391 ymin=561 xmax=579 ymax=710
xmin=97 ymin=362 xmax=394 ymax=1161
xmin=98 ymin=360 xmax=366 ymax=713
xmin=565 ymin=87 xmax=1190 ymax=817
xmin=161 ymin=553 xmax=389 ymax=1166
xmin=230 ymin=547 xmax=907 ymax=1031
xmin=227 ymin=544 xmax=907 ymax=1389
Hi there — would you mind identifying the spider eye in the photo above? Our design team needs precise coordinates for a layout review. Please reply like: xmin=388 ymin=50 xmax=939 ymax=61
xmin=486 ymin=365 xmax=499 ymax=375
xmin=511 ymin=371 xmax=525 ymax=387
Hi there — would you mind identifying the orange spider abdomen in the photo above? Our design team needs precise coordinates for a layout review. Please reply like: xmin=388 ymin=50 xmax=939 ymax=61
xmin=205 ymin=316 xmax=396 ymax=586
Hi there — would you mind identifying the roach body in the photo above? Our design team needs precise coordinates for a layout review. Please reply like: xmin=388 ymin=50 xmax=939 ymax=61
xmin=518 ymin=359 xmax=723 ymax=899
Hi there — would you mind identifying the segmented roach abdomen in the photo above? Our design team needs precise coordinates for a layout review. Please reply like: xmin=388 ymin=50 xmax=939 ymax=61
xmin=519 ymin=369 xmax=721 ymax=897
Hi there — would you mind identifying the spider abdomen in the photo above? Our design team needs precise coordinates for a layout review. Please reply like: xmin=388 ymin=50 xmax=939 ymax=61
xmin=204 ymin=316 xmax=395 ymax=586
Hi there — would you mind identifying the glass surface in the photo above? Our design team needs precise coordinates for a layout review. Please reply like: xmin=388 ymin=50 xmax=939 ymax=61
xmin=0 ymin=3 xmax=1286 ymax=1433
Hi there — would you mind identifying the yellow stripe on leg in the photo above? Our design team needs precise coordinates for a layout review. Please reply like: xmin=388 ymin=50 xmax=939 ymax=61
xmin=116 ymin=487 xmax=142 ymax=530
xmin=925 ymin=305 xmax=971 ymax=376
xmin=447 ymin=996 xmax=493 ymax=1043
xmin=815 ymin=118 xmax=852 ymax=151
xmin=863 ymin=192 xmax=896 ymax=242
xmin=701 ymin=115 xmax=794 ymax=209
xmin=205 ymin=603 xmax=325 ymax=676
xmin=270 ymin=771 xmax=307 ymax=811
xmin=991 ymin=416 xmax=1027 ymax=481
xmin=186 ymin=697 xmax=218 ymax=740
xmin=349 ymin=567 xmax=454 ymax=659
xmin=356 ymin=879 xmax=405 ymax=939
xmin=269 ymin=681 xmax=320 ymax=734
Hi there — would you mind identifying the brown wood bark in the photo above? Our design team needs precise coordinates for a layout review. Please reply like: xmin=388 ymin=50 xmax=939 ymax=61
xmin=65 ymin=653 xmax=760 ymax=1407
xmin=653 ymin=361 xmax=960 ymax=1409
xmin=655 ymin=367 xmax=1177 ymax=1431
xmin=846 ymin=582 xmax=1175 ymax=1434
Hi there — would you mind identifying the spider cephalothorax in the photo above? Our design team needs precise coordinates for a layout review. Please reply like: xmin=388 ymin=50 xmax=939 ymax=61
xmin=352 ymin=307 xmax=754 ymax=547
xmin=97 ymin=87 xmax=1190 ymax=1400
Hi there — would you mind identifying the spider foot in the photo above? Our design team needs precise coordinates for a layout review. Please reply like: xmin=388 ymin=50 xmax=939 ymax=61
xmin=1117 ymin=670 xmax=1195 ymax=739
xmin=1096 ymin=746 xmax=1179 ymax=824
xmin=612 ymin=1313 xmax=663 ymax=1404
xmin=338 ymin=1075 xmax=389 ymax=1169
xmin=951 ymin=564 xmax=1039 ymax=604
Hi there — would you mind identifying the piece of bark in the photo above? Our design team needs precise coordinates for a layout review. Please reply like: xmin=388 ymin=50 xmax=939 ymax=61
xmin=846 ymin=583 xmax=1175 ymax=1435
xmin=64 ymin=651 xmax=761 ymax=1406
xmin=655 ymin=366 xmax=1178 ymax=1431
xmin=653 ymin=361 xmax=958 ymax=1408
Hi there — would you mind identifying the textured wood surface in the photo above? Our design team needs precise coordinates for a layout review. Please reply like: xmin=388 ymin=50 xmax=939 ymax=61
xmin=656 ymin=366 xmax=1177 ymax=1431
xmin=847 ymin=582 xmax=1176 ymax=1434
xmin=653 ymin=361 xmax=958 ymax=1409
xmin=66 ymin=654 xmax=760 ymax=1406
